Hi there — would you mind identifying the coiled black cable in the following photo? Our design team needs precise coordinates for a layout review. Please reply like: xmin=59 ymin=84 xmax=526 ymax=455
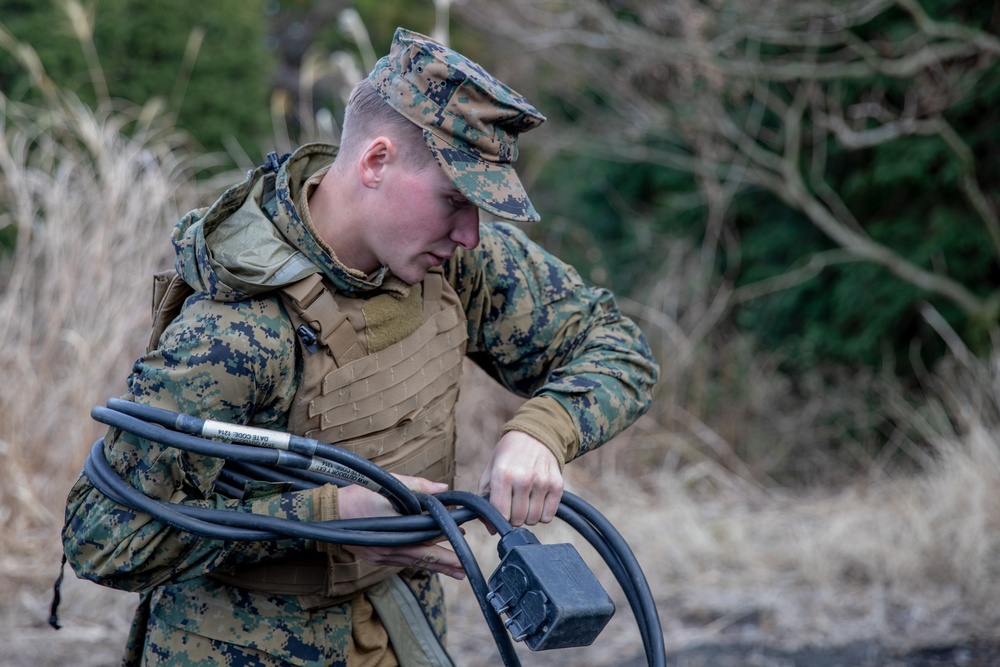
xmin=100 ymin=399 xmax=419 ymax=514
xmin=83 ymin=399 xmax=666 ymax=666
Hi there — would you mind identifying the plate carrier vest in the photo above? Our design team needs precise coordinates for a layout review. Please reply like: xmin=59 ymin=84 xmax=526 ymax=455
xmin=147 ymin=264 xmax=468 ymax=607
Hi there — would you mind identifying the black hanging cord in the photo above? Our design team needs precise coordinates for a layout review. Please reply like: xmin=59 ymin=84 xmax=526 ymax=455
xmin=558 ymin=495 xmax=665 ymax=665
xmin=419 ymin=492 xmax=521 ymax=666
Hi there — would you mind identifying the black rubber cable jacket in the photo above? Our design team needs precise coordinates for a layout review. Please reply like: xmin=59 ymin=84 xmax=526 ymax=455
xmin=213 ymin=476 xmax=248 ymax=502
xmin=89 ymin=401 xmax=665 ymax=666
xmin=107 ymin=398 xmax=388 ymax=494
xmin=84 ymin=438 xmax=663 ymax=666
xmin=92 ymin=405 xmax=420 ymax=515
xmin=419 ymin=493 xmax=522 ymax=667
xmin=84 ymin=439 xmax=277 ymax=541
xmin=225 ymin=459 xmax=341 ymax=490
xmin=216 ymin=465 xmax=264 ymax=493
xmin=556 ymin=500 xmax=655 ymax=662
xmin=434 ymin=490 xmax=513 ymax=537
xmin=217 ymin=462 xmax=332 ymax=497
xmin=85 ymin=438 xmax=478 ymax=546
xmin=443 ymin=489 xmax=664 ymax=666
xmin=561 ymin=492 xmax=665 ymax=667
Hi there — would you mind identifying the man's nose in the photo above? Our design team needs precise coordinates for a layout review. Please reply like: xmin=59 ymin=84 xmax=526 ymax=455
xmin=451 ymin=208 xmax=481 ymax=249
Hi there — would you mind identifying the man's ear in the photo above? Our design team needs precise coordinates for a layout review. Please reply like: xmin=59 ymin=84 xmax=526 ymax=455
xmin=358 ymin=136 xmax=396 ymax=189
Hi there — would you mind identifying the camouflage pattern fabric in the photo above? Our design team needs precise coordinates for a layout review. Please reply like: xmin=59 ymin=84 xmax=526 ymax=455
xmin=62 ymin=144 xmax=657 ymax=664
xmin=370 ymin=28 xmax=545 ymax=223
xmin=129 ymin=570 xmax=447 ymax=667
xmin=137 ymin=586 xmax=354 ymax=666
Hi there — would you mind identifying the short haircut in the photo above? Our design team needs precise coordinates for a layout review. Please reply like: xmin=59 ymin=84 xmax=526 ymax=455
xmin=337 ymin=78 xmax=435 ymax=171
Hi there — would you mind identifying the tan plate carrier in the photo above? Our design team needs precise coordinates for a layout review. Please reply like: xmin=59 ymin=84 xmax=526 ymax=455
xmin=150 ymin=266 xmax=468 ymax=608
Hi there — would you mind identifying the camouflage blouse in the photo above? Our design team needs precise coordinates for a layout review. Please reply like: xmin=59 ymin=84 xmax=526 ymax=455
xmin=61 ymin=143 xmax=659 ymax=665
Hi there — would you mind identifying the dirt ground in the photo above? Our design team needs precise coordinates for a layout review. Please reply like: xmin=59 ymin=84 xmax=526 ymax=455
xmin=4 ymin=571 xmax=998 ymax=667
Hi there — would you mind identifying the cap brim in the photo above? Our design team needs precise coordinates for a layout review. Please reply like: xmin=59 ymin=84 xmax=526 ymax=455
xmin=423 ymin=131 xmax=539 ymax=223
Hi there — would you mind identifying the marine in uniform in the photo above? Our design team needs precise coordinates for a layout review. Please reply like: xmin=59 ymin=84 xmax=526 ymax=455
xmin=62 ymin=28 xmax=659 ymax=666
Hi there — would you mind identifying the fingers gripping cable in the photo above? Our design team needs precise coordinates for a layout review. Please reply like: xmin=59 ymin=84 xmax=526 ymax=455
xmin=80 ymin=399 xmax=666 ymax=667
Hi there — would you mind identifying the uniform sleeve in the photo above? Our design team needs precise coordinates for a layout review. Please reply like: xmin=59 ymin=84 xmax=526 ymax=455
xmin=61 ymin=293 xmax=330 ymax=592
xmin=444 ymin=223 xmax=660 ymax=462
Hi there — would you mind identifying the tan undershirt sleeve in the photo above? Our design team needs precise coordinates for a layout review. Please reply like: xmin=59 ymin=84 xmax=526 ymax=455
xmin=314 ymin=483 xmax=340 ymax=556
xmin=500 ymin=395 xmax=581 ymax=471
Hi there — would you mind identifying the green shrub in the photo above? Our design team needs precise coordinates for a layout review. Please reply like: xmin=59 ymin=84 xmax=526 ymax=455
xmin=0 ymin=0 xmax=274 ymax=155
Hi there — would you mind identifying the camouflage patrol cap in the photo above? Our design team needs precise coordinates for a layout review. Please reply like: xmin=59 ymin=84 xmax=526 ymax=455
xmin=369 ymin=28 xmax=546 ymax=222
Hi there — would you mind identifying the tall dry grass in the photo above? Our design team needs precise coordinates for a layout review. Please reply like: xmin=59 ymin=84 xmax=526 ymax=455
xmin=2 ymin=46 xmax=1000 ymax=667
xmin=0 ymin=92 xmax=210 ymax=572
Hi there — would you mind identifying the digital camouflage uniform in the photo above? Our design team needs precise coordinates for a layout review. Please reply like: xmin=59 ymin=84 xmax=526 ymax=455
xmin=61 ymin=29 xmax=659 ymax=667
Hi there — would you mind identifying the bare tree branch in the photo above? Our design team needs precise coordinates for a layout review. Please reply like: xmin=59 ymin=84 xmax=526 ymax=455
xmin=732 ymin=249 xmax=862 ymax=304
xmin=777 ymin=166 xmax=997 ymax=318
xmin=936 ymin=120 xmax=1000 ymax=260
xmin=456 ymin=0 xmax=1000 ymax=330
xmin=896 ymin=0 xmax=1000 ymax=53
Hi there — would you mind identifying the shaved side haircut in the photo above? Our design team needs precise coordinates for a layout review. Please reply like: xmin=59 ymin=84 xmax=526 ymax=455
xmin=336 ymin=79 xmax=436 ymax=171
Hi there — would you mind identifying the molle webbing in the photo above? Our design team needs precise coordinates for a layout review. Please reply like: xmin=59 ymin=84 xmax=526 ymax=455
xmin=280 ymin=267 xmax=467 ymax=484
xmin=308 ymin=303 xmax=465 ymax=442
xmin=222 ymin=267 xmax=467 ymax=603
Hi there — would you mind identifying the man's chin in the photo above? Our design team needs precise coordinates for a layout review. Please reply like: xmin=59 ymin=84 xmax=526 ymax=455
xmin=391 ymin=266 xmax=426 ymax=286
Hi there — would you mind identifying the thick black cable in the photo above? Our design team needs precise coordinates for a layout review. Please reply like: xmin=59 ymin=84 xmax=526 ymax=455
xmin=92 ymin=405 xmax=420 ymax=515
xmin=107 ymin=398 xmax=381 ymax=494
xmin=84 ymin=439 xmax=278 ymax=541
xmin=225 ymin=459 xmax=342 ymax=490
xmin=85 ymin=438 xmax=469 ymax=546
xmin=560 ymin=492 xmax=665 ymax=667
xmin=556 ymin=499 xmax=655 ymax=661
xmin=98 ymin=398 xmax=420 ymax=514
xmin=84 ymin=437 xmax=664 ymax=666
xmin=217 ymin=464 xmax=264 ymax=493
xmin=83 ymin=435 xmax=521 ymax=664
xmin=435 ymin=490 xmax=513 ymax=537
xmin=213 ymin=475 xmax=247 ymax=501
xmin=440 ymin=483 xmax=656 ymax=658
xmin=419 ymin=493 xmax=521 ymax=667
xmin=218 ymin=462 xmax=481 ymax=534
xmin=217 ymin=461 xmax=333 ymax=496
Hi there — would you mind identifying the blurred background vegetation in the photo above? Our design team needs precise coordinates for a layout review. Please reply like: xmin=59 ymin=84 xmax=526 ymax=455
xmin=1 ymin=0 xmax=997 ymax=485
xmin=2 ymin=2 xmax=1000 ymax=661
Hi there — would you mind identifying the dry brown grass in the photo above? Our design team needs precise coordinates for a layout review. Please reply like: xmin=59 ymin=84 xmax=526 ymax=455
xmin=2 ymin=71 xmax=1000 ymax=667
xmin=0 ymin=91 xmax=205 ymax=598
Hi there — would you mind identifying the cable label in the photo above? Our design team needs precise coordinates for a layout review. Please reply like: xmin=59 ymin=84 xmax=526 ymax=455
xmin=306 ymin=458 xmax=381 ymax=490
xmin=202 ymin=421 xmax=292 ymax=450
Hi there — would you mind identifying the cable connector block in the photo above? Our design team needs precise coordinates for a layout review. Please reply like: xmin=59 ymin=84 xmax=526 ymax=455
xmin=487 ymin=541 xmax=615 ymax=651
